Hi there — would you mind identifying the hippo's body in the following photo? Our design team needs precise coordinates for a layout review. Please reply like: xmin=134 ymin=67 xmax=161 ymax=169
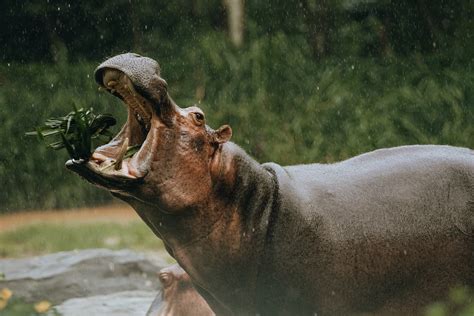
xmin=142 ymin=143 xmax=473 ymax=315
xmin=258 ymin=145 xmax=474 ymax=315
xmin=67 ymin=53 xmax=474 ymax=316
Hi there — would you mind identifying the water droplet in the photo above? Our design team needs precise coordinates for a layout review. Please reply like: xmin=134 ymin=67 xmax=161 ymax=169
xmin=7 ymin=63 xmax=10 ymax=67
xmin=50 ymin=83 xmax=54 ymax=88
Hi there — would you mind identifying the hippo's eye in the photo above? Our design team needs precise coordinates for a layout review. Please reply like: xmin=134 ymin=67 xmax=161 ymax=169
xmin=192 ymin=112 xmax=205 ymax=126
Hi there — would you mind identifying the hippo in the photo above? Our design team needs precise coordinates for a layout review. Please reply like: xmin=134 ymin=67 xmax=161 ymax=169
xmin=66 ymin=53 xmax=474 ymax=315
xmin=147 ymin=264 xmax=214 ymax=316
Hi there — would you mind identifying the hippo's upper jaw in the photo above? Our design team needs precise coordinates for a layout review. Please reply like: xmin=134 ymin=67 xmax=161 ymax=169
xmin=66 ymin=53 xmax=174 ymax=191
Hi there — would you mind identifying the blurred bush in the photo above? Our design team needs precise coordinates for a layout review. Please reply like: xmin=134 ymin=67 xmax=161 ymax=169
xmin=0 ymin=1 xmax=473 ymax=212
xmin=425 ymin=286 xmax=474 ymax=316
xmin=1 ymin=46 xmax=472 ymax=212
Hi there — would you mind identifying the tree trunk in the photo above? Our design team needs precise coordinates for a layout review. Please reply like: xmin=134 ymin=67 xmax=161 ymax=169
xmin=45 ymin=16 xmax=68 ymax=64
xmin=223 ymin=0 xmax=245 ymax=48
xmin=302 ymin=0 xmax=332 ymax=60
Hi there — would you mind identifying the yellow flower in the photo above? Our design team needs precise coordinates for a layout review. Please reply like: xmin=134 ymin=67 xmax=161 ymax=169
xmin=0 ymin=288 xmax=12 ymax=301
xmin=34 ymin=300 xmax=52 ymax=313
xmin=0 ymin=298 xmax=7 ymax=310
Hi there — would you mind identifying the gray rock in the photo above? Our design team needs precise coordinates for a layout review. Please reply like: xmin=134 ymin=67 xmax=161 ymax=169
xmin=0 ymin=249 xmax=165 ymax=304
xmin=52 ymin=290 xmax=158 ymax=316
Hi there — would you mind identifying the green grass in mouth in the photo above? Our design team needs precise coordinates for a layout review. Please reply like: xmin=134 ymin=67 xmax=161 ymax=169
xmin=25 ymin=107 xmax=117 ymax=160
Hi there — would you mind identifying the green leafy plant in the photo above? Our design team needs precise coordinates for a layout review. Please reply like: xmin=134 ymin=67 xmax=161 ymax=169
xmin=26 ymin=107 xmax=117 ymax=160
xmin=425 ymin=286 xmax=474 ymax=316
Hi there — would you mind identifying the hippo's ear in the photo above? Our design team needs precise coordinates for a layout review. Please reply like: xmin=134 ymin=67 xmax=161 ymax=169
xmin=213 ymin=125 xmax=232 ymax=144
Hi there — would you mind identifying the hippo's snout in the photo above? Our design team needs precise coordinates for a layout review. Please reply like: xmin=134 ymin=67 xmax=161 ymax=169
xmin=94 ymin=53 xmax=162 ymax=93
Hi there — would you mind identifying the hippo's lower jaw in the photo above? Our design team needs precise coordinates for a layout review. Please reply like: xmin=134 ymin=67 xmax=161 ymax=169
xmin=65 ymin=158 xmax=144 ymax=190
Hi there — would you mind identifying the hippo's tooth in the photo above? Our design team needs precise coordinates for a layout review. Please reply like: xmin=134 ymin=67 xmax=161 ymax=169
xmin=111 ymin=75 xmax=151 ymax=127
xmin=103 ymin=70 xmax=152 ymax=128
xmin=125 ymin=80 xmax=152 ymax=124
xmin=123 ymin=88 xmax=148 ymax=123
xmin=102 ymin=69 xmax=122 ymax=87
xmin=106 ymin=80 xmax=117 ymax=87
xmin=114 ymin=137 xmax=129 ymax=171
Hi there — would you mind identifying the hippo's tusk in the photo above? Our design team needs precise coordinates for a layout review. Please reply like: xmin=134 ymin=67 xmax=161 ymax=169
xmin=123 ymin=76 xmax=152 ymax=124
xmin=114 ymin=137 xmax=129 ymax=170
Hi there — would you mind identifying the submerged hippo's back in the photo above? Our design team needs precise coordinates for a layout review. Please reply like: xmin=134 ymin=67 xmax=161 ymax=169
xmin=261 ymin=145 xmax=473 ymax=315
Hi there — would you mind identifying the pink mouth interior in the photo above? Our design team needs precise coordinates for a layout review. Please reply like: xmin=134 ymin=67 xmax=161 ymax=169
xmin=88 ymin=69 xmax=156 ymax=179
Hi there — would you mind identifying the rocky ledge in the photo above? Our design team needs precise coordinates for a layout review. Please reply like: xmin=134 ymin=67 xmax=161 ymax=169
xmin=0 ymin=249 xmax=168 ymax=315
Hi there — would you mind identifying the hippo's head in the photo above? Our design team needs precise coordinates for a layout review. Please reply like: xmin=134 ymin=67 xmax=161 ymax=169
xmin=66 ymin=53 xmax=232 ymax=211
xmin=156 ymin=264 xmax=214 ymax=316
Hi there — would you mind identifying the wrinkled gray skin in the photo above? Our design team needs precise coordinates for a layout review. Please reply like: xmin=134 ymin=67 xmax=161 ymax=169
xmin=67 ymin=53 xmax=474 ymax=316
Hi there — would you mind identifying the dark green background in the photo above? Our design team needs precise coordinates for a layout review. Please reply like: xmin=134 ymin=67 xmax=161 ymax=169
xmin=1 ymin=0 xmax=473 ymax=212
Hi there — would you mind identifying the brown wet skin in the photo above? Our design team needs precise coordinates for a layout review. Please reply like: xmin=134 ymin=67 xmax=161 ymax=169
xmin=147 ymin=264 xmax=214 ymax=316
xmin=67 ymin=53 xmax=474 ymax=316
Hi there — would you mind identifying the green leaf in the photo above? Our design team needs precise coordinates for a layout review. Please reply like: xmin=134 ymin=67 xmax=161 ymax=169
xmin=26 ymin=106 xmax=117 ymax=160
xmin=60 ymin=132 xmax=76 ymax=159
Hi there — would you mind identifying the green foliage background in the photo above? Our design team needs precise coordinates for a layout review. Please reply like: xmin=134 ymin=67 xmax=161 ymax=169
xmin=0 ymin=0 xmax=473 ymax=212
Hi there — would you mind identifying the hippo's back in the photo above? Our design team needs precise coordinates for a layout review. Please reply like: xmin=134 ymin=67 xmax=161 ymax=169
xmin=285 ymin=145 xmax=474 ymax=237
xmin=262 ymin=145 xmax=473 ymax=315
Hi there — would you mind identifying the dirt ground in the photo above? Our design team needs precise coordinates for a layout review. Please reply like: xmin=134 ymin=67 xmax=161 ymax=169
xmin=0 ymin=203 xmax=139 ymax=232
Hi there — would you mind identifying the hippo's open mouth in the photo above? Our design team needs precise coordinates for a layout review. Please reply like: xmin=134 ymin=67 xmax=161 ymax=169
xmin=66 ymin=53 xmax=169 ymax=188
